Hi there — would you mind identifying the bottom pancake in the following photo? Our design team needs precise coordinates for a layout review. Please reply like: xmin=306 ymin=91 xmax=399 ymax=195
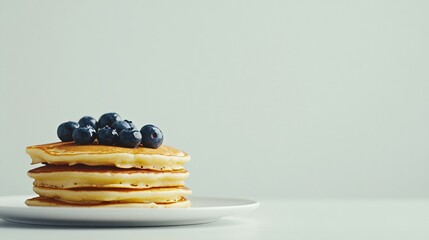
xmin=26 ymin=197 xmax=191 ymax=208
xmin=33 ymin=186 xmax=191 ymax=203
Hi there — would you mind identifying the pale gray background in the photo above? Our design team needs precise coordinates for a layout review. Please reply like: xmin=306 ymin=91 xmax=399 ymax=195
xmin=0 ymin=0 xmax=428 ymax=198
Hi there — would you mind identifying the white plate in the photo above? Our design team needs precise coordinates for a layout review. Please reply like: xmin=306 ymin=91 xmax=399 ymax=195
xmin=0 ymin=195 xmax=259 ymax=227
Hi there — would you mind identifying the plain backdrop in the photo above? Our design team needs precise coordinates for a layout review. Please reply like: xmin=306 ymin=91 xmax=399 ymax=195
xmin=0 ymin=0 xmax=428 ymax=198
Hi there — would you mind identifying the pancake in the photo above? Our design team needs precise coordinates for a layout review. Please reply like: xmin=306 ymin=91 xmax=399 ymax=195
xmin=28 ymin=165 xmax=189 ymax=189
xmin=25 ymin=197 xmax=191 ymax=208
xmin=26 ymin=142 xmax=190 ymax=170
xmin=33 ymin=186 xmax=191 ymax=203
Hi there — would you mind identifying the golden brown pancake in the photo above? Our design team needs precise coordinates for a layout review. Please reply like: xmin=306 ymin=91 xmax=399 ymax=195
xmin=33 ymin=186 xmax=192 ymax=203
xmin=28 ymin=165 xmax=189 ymax=189
xmin=26 ymin=197 xmax=191 ymax=208
xmin=26 ymin=142 xmax=190 ymax=170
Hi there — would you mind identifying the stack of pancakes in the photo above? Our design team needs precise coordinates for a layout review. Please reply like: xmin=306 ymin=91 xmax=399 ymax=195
xmin=25 ymin=142 xmax=191 ymax=208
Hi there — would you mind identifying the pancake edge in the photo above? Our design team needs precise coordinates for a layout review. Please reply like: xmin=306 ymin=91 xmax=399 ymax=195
xmin=25 ymin=197 xmax=191 ymax=208
xmin=28 ymin=168 xmax=189 ymax=189
xmin=26 ymin=147 xmax=190 ymax=170
xmin=33 ymin=186 xmax=192 ymax=203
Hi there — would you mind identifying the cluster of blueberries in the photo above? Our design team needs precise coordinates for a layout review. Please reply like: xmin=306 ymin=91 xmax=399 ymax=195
xmin=57 ymin=112 xmax=163 ymax=148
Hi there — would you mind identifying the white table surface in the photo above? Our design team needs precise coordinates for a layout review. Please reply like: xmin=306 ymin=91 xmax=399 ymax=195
xmin=1 ymin=198 xmax=428 ymax=240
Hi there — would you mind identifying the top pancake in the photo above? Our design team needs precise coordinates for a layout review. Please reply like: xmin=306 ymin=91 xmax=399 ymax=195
xmin=26 ymin=142 xmax=190 ymax=170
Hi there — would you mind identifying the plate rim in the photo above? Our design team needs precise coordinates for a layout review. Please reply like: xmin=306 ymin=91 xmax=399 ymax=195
xmin=0 ymin=194 xmax=259 ymax=209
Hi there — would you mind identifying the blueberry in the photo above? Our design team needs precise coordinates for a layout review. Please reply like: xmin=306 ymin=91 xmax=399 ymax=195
xmin=78 ymin=116 xmax=97 ymax=129
xmin=57 ymin=121 xmax=79 ymax=142
xmin=98 ymin=112 xmax=122 ymax=128
xmin=72 ymin=126 xmax=97 ymax=145
xmin=112 ymin=120 xmax=131 ymax=134
xmin=124 ymin=120 xmax=137 ymax=130
xmin=97 ymin=126 xmax=118 ymax=145
xmin=140 ymin=124 xmax=163 ymax=149
xmin=118 ymin=128 xmax=142 ymax=148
